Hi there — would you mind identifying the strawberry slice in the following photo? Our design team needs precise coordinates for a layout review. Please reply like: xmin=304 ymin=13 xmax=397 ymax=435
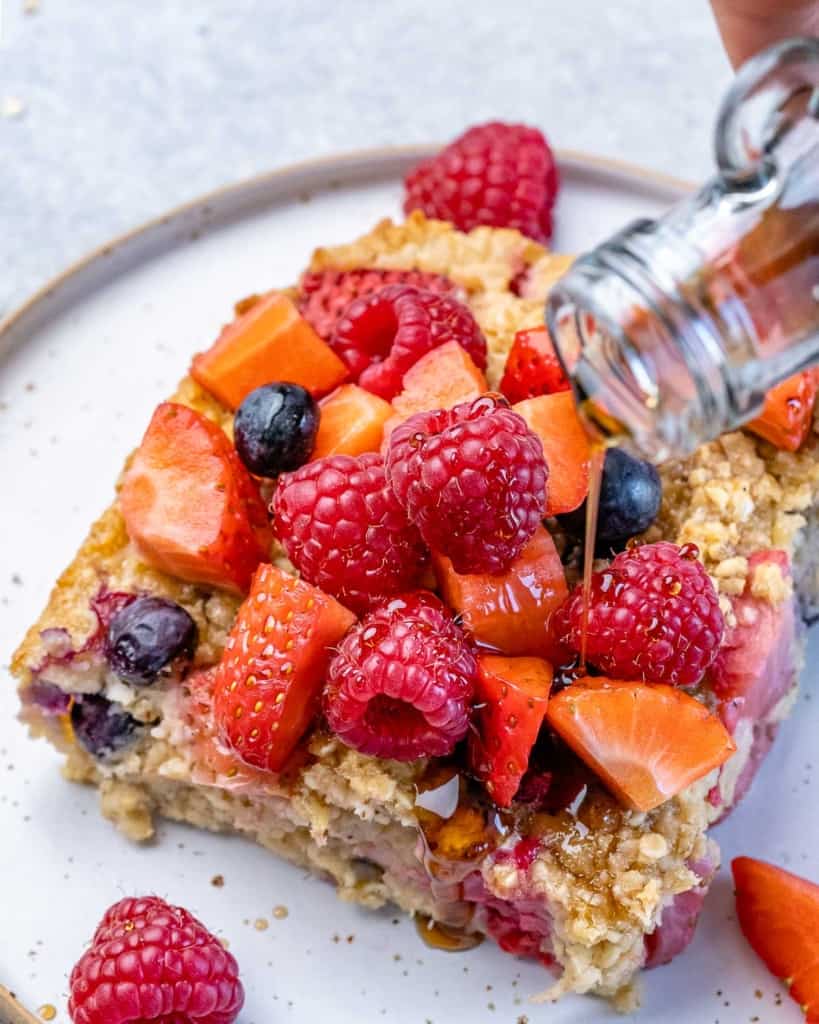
xmin=546 ymin=677 xmax=736 ymax=812
xmin=747 ymin=370 xmax=818 ymax=452
xmin=213 ymin=564 xmax=355 ymax=773
xmin=433 ymin=524 xmax=568 ymax=663
xmin=120 ymin=402 xmax=272 ymax=593
xmin=514 ymin=392 xmax=590 ymax=515
xmin=191 ymin=292 xmax=348 ymax=409
xmin=468 ymin=654 xmax=553 ymax=807
xmin=312 ymin=384 xmax=393 ymax=459
xmin=500 ymin=325 xmax=570 ymax=403
xmin=383 ymin=340 xmax=488 ymax=441
xmin=733 ymin=857 xmax=819 ymax=1022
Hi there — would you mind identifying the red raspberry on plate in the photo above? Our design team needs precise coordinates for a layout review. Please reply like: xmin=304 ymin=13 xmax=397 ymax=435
xmin=324 ymin=591 xmax=478 ymax=760
xmin=552 ymin=541 xmax=724 ymax=686
xmin=68 ymin=895 xmax=244 ymax=1024
xmin=331 ymin=284 xmax=487 ymax=400
xmin=271 ymin=452 xmax=427 ymax=613
xmin=298 ymin=267 xmax=457 ymax=341
xmin=386 ymin=394 xmax=547 ymax=575
xmin=500 ymin=325 xmax=571 ymax=403
xmin=403 ymin=121 xmax=559 ymax=242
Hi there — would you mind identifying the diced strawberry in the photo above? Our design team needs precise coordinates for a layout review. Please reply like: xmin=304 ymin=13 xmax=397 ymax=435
xmin=732 ymin=857 xmax=819 ymax=1022
xmin=212 ymin=564 xmax=355 ymax=773
xmin=120 ymin=402 xmax=272 ymax=593
xmin=312 ymin=384 xmax=393 ymax=460
xmin=747 ymin=370 xmax=818 ymax=451
xmin=433 ymin=524 xmax=569 ymax=663
xmin=546 ymin=677 xmax=736 ymax=812
xmin=707 ymin=550 xmax=797 ymax=818
xmin=710 ymin=551 xmax=794 ymax=730
xmin=500 ymin=326 xmax=570 ymax=403
xmin=469 ymin=654 xmax=553 ymax=807
xmin=514 ymin=392 xmax=590 ymax=515
xmin=382 ymin=340 xmax=488 ymax=441
xmin=191 ymin=292 xmax=348 ymax=409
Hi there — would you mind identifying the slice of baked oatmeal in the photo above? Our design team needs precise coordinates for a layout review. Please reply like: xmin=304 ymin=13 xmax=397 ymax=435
xmin=12 ymin=212 xmax=819 ymax=1007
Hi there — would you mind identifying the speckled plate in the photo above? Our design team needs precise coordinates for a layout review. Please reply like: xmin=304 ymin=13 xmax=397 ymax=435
xmin=0 ymin=148 xmax=811 ymax=1024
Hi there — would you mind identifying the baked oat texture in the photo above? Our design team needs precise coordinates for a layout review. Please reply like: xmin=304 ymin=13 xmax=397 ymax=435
xmin=11 ymin=212 xmax=819 ymax=1006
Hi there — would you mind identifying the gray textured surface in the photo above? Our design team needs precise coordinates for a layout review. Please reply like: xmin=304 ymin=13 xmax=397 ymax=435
xmin=0 ymin=0 xmax=732 ymax=319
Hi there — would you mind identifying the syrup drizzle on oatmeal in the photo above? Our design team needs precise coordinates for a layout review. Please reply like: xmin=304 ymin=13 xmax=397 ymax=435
xmin=579 ymin=445 xmax=605 ymax=671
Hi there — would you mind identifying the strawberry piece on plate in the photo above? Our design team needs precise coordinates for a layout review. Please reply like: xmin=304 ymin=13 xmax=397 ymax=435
xmin=732 ymin=856 xmax=819 ymax=1022
xmin=546 ymin=677 xmax=736 ymax=812
xmin=120 ymin=402 xmax=272 ymax=593
xmin=213 ymin=564 xmax=355 ymax=773
xmin=500 ymin=325 xmax=570 ymax=404
xmin=514 ymin=392 xmax=590 ymax=515
xmin=747 ymin=369 xmax=818 ymax=452
xmin=433 ymin=524 xmax=568 ymax=662
xmin=469 ymin=653 xmax=553 ymax=806
xmin=383 ymin=340 xmax=488 ymax=440
xmin=312 ymin=384 xmax=393 ymax=460
xmin=191 ymin=292 xmax=348 ymax=409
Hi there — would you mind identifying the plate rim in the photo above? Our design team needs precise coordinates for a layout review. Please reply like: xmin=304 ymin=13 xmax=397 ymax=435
xmin=0 ymin=144 xmax=693 ymax=347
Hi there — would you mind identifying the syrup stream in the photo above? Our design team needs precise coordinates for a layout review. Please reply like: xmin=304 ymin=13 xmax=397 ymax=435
xmin=580 ymin=446 xmax=605 ymax=671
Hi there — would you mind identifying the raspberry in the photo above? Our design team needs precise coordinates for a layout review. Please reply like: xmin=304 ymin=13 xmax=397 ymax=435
xmin=552 ymin=541 xmax=724 ymax=686
xmin=386 ymin=395 xmax=547 ymax=575
xmin=298 ymin=267 xmax=457 ymax=342
xmin=331 ymin=285 xmax=487 ymax=400
xmin=403 ymin=121 xmax=559 ymax=242
xmin=323 ymin=591 xmax=477 ymax=760
xmin=271 ymin=452 xmax=426 ymax=613
xmin=68 ymin=895 xmax=244 ymax=1024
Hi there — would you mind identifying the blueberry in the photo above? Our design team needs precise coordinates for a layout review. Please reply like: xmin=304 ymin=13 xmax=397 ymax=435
xmin=234 ymin=382 xmax=319 ymax=477
xmin=70 ymin=694 xmax=141 ymax=760
xmin=558 ymin=447 xmax=661 ymax=554
xmin=106 ymin=595 xmax=197 ymax=686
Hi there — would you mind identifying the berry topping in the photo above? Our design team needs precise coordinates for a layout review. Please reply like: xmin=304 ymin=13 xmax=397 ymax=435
xmin=312 ymin=384 xmax=393 ymax=459
xmin=234 ymin=382 xmax=319 ymax=477
xmin=272 ymin=452 xmax=426 ymax=614
xmin=500 ymin=326 xmax=570 ymax=404
xmin=332 ymin=285 xmax=487 ymax=400
xmin=298 ymin=267 xmax=457 ymax=341
xmin=383 ymin=340 xmax=488 ymax=441
xmin=546 ymin=677 xmax=736 ymax=812
xmin=732 ymin=857 xmax=819 ymax=1021
xmin=120 ymin=403 xmax=272 ymax=593
xmin=513 ymin=392 xmax=590 ymax=516
xmin=434 ymin=524 xmax=568 ymax=663
xmin=558 ymin=447 xmax=662 ymax=553
xmin=213 ymin=564 xmax=355 ymax=774
xmin=106 ymin=595 xmax=197 ymax=686
xmin=468 ymin=654 xmax=553 ymax=807
xmin=553 ymin=541 xmax=724 ymax=686
xmin=324 ymin=592 xmax=478 ymax=760
xmin=191 ymin=291 xmax=347 ymax=409
xmin=403 ymin=121 xmax=559 ymax=242
xmin=68 ymin=895 xmax=244 ymax=1024
xmin=747 ymin=368 xmax=818 ymax=452
xmin=386 ymin=395 xmax=547 ymax=575
xmin=70 ymin=694 xmax=141 ymax=760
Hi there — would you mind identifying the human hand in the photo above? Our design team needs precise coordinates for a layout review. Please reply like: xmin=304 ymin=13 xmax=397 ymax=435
xmin=711 ymin=0 xmax=819 ymax=68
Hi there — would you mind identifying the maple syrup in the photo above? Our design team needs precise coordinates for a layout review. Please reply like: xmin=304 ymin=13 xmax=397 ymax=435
xmin=579 ymin=445 xmax=605 ymax=670
xmin=415 ymin=914 xmax=485 ymax=951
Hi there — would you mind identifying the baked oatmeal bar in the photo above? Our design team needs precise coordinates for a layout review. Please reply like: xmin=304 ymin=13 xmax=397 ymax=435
xmin=12 ymin=212 xmax=819 ymax=1006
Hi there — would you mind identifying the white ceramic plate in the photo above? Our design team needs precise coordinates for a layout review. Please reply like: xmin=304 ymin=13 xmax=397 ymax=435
xmin=0 ymin=148 xmax=810 ymax=1024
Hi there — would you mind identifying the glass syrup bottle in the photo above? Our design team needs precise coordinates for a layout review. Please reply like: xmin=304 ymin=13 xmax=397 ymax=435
xmin=547 ymin=36 xmax=819 ymax=465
